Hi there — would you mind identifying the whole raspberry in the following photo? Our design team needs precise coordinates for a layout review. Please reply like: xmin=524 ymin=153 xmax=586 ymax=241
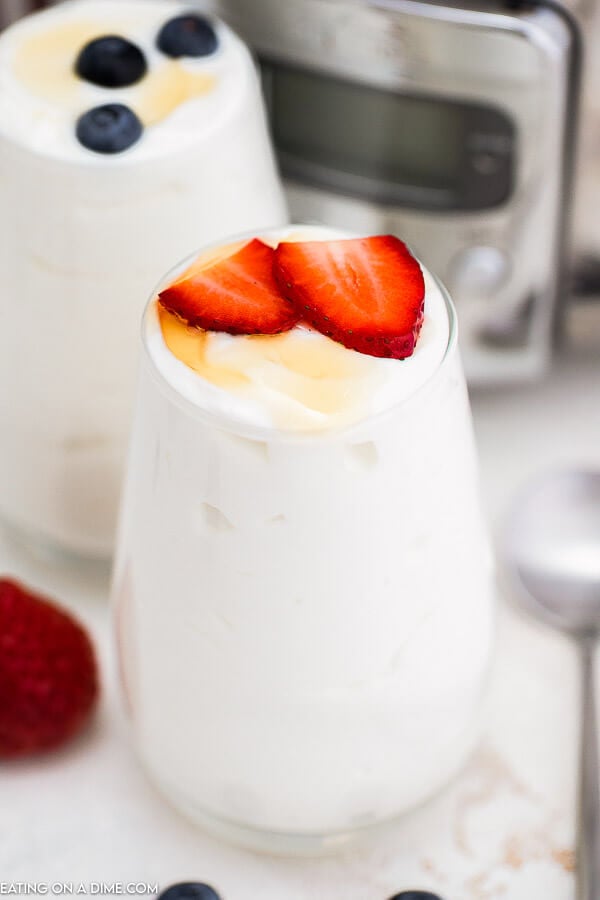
xmin=0 ymin=578 xmax=99 ymax=758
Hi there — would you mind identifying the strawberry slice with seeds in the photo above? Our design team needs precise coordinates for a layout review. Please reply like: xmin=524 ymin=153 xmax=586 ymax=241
xmin=158 ymin=238 xmax=300 ymax=335
xmin=274 ymin=235 xmax=425 ymax=359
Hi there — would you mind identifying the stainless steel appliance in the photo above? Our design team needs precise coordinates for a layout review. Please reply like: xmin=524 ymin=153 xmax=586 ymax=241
xmin=0 ymin=0 xmax=49 ymax=30
xmin=569 ymin=0 xmax=600 ymax=297
xmin=211 ymin=0 xmax=581 ymax=384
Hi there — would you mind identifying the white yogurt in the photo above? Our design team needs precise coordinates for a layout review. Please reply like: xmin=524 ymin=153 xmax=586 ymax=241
xmin=0 ymin=0 xmax=287 ymax=557
xmin=113 ymin=227 xmax=495 ymax=846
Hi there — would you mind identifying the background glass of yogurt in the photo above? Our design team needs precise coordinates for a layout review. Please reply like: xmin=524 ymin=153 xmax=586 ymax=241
xmin=0 ymin=0 xmax=287 ymax=559
xmin=113 ymin=227 xmax=495 ymax=853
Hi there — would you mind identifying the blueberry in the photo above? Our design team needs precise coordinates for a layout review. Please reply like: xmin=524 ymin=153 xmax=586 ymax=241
xmin=76 ymin=104 xmax=143 ymax=154
xmin=157 ymin=14 xmax=218 ymax=58
xmin=387 ymin=893 xmax=444 ymax=900
xmin=75 ymin=36 xmax=147 ymax=87
xmin=156 ymin=885 xmax=221 ymax=900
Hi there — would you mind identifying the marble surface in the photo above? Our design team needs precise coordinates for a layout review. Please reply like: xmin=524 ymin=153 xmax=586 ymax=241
xmin=1 ymin=308 xmax=599 ymax=900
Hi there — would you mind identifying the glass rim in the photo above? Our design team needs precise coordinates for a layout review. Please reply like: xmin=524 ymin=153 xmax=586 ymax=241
xmin=140 ymin=226 xmax=459 ymax=444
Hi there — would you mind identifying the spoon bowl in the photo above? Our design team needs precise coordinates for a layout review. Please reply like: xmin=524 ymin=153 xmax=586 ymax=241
xmin=505 ymin=469 xmax=600 ymax=637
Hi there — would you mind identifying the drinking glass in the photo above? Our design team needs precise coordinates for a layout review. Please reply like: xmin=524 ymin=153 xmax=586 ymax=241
xmin=0 ymin=1 xmax=286 ymax=558
xmin=113 ymin=229 xmax=495 ymax=853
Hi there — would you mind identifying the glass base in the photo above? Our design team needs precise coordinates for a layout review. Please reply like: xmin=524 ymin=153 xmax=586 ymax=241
xmin=141 ymin=742 xmax=479 ymax=857
xmin=0 ymin=516 xmax=112 ymax=572
xmin=162 ymin=798 xmax=360 ymax=857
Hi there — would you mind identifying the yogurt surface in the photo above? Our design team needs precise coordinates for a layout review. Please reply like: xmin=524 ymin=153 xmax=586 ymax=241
xmin=148 ymin=226 xmax=451 ymax=433
xmin=0 ymin=0 xmax=248 ymax=161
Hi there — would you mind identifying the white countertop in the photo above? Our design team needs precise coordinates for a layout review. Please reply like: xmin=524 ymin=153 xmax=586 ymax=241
xmin=1 ymin=306 xmax=599 ymax=900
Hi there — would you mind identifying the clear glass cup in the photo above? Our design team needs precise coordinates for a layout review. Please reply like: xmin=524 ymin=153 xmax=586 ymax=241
xmin=113 ymin=227 xmax=495 ymax=854
xmin=0 ymin=0 xmax=286 ymax=559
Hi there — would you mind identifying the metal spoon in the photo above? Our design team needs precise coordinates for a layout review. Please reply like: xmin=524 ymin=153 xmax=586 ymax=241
xmin=505 ymin=469 xmax=600 ymax=900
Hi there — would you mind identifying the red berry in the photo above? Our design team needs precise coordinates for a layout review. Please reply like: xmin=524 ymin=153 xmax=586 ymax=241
xmin=0 ymin=578 xmax=99 ymax=758
xmin=158 ymin=238 xmax=300 ymax=335
xmin=274 ymin=235 xmax=425 ymax=358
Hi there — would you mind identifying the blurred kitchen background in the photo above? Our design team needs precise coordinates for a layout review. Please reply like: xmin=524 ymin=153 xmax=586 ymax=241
xmin=3 ymin=0 xmax=599 ymax=387
xmin=208 ymin=0 xmax=600 ymax=387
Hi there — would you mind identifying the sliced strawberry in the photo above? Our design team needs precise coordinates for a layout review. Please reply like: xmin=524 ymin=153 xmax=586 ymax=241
xmin=158 ymin=239 xmax=300 ymax=335
xmin=274 ymin=236 xmax=425 ymax=359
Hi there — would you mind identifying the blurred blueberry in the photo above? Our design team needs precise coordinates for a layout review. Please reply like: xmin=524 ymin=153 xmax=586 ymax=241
xmin=388 ymin=892 xmax=444 ymax=900
xmin=157 ymin=885 xmax=221 ymax=900
xmin=76 ymin=104 xmax=143 ymax=154
xmin=157 ymin=14 xmax=218 ymax=58
xmin=76 ymin=36 xmax=147 ymax=87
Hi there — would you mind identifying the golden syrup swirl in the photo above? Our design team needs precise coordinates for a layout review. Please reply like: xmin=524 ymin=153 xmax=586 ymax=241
xmin=158 ymin=306 xmax=382 ymax=429
xmin=13 ymin=19 xmax=215 ymax=124
xmin=136 ymin=63 xmax=214 ymax=126
xmin=13 ymin=21 xmax=102 ymax=104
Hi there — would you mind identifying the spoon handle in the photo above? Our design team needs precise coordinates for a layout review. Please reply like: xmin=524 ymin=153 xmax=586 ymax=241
xmin=578 ymin=639 xmax=600 ymax=900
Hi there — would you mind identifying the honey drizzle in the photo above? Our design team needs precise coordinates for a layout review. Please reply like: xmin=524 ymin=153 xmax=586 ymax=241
xmin=13 ymin=21 xmax=102 ymax=104
xmin=12 ymin=19 xmax=215 ymax=124
xmin=136 ymin=63 xmax=214 ymax=126
xmin=158 ymin=306 xmax=381 ymax=428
